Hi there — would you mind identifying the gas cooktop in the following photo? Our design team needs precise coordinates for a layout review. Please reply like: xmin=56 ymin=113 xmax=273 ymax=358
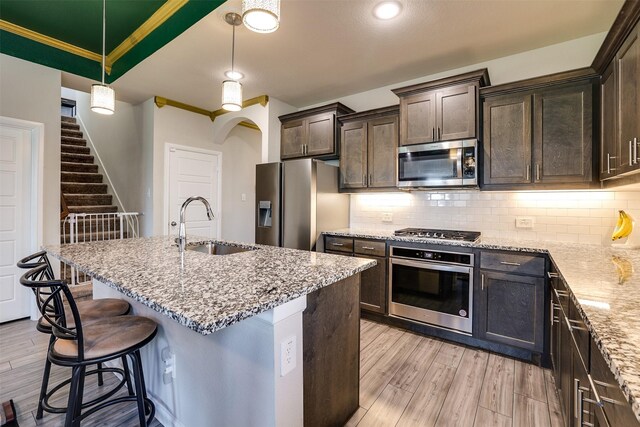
xmin=393 ymin=228 xmax=481 ymax=243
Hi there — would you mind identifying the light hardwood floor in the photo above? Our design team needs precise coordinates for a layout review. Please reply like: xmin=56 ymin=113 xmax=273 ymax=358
xmin=1 ymin=318 xmax=563 ymax=426
xmin=350 ymin=319 xmax=564 ymax=427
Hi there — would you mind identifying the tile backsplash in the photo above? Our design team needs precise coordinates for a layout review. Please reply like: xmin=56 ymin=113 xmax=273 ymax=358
xmin=350 ymin=190 xmax=640 ymax=246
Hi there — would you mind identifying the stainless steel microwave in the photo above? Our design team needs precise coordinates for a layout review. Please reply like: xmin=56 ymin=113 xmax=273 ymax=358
xmin=397 ymin=139 xmax=478 ymax=188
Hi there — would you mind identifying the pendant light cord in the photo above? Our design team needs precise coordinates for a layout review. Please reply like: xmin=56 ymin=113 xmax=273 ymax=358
xmin=101 ymin=0 xmax=106 ymax=85
xmin=231 ymin=23 xmax=236 ymax=74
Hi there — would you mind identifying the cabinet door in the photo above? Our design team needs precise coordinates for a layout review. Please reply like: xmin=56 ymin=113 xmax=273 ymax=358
xmin=340 ymin=121 xmax=367 ymax=189
xmin=533 ymin=84 xmax=593 ymax=184
xmin=358 ymin=254 xmax=387 ymax=314
xmin=281 ymin=119 xmax=305 ymax=159
xmin=617 ymin=22 xmax=640 ymax=173
xmin=306 ymin=112 xmax=335 ymax=157
xmin=483 ymin=94 xmax=533 ymax=185
xmin=399 ymin=91 xmax=436 ymax=146
xmin=437 ymin=84 xmax=477 ymax=141
xmin=368 ymin=115 xmax=398 ymax=188
xmin=601 ymin=61 xmax=618 ymax=179
xmin=478 ymin=271 xmax=544 ymax=352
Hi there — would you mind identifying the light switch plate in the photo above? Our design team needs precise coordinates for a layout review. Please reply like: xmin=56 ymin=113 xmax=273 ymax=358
xmin=382 ymin=212 xmax=393 ymax=222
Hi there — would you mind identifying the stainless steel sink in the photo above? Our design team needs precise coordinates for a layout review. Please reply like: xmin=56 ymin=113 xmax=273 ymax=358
xmin=185 ymin=242 xmax=256 ymax=256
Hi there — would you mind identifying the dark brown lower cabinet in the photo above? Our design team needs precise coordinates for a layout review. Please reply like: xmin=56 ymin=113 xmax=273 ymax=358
xmin=303 ymin=274 xmax=360 ymax=427
xmin=358 ymin=254 xmax=386 ymax=314
xmin=477 ymin=270 xmax=545 ymax=352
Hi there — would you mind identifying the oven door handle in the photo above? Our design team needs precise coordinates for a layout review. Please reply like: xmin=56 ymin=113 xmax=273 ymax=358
xmin=390 ymin=257 xmax=473 ymax=274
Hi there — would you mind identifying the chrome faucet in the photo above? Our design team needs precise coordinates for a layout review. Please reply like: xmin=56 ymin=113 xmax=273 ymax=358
xmin=177 ymin=196 xmax=214 ymax=252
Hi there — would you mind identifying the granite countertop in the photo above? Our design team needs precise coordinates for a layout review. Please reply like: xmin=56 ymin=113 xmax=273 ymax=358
xmin=324 ymin=228 xmax=640 ymax=421
xmin=45 ymin=236 xmax=375 ymax=335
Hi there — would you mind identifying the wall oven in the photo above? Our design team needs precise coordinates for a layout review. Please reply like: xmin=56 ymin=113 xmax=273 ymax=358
xmin=389 ymin=246 xmax=474 ymax=334
xmin=397 ymin=139 xmax=477 ymax=188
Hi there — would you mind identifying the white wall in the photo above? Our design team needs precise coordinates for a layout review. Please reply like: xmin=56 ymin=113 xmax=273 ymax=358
xmin=0 ymin=54 xmax=61 ymax=248
xmin=303 ymin=32 xmax=608 ymax=112
xmin=351 ymin=190 xmax=640 ymax=246
xmin=215 ymin=125 xmax=262 ymax=243
xmin=61 ymin=88 xmax=144 ymax=217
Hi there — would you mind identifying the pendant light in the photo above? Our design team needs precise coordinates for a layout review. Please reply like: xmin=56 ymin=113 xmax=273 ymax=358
xmin=242 ymin=0 xmax=280 ymax=33
xmin=91 ymin=0 xmax=115 ymax=115
xmin=221 ymin=13 xmax=243 ymax=112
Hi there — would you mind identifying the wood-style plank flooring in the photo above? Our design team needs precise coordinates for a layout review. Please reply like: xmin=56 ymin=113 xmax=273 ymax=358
xmin=1 ymin=318 xmax=563 ymax=427
xmin=352 ymin=319 xmax=564 ymax=427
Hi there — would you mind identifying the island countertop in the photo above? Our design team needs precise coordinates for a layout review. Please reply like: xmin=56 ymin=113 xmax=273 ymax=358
xmin=45 ymin=236 xmax=375 ymax=335
xmin=324 ymin=228 xmax=640 ymax=422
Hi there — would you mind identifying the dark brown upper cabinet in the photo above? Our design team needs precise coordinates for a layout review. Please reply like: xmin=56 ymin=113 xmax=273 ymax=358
xmin=593 ymin=2 xmax=640 ymax=186
xmin=392 ymin=69 xmax=490 ymax=147
xmin=483 ymin=94 xmax=533 ymax=185
xmin=279 ymin=103 xmax=354 ymax=161
xmin=339 ymin=106 xmax=399 ymax=191
xmin=481 ymin=70 xmax=597 ymax=190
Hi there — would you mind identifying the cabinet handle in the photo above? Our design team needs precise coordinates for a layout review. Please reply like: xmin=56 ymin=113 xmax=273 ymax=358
xmin=630 ymin=140 xmax=633 ymax=166
xmin=361 ymin=246 xmax=376 ymax=250
xmin=526 ymin=164 xmax=531 ymax=181
xmin=535 ymin=163 xmax=540 ymax=181
xmin=568 ymin=318 xmax=588 ymax=332
xmin=607 ymin=153 xmax=611 ymax=174
xmin=481 ymin=273 xmax=485 ymax=291
xmin=438 ymin=127 xmax=441 ymax=140
xmin=432 ymin=128 xmax=435 ymax=141
xmin=363 ymin=174 xmax=367 ymax=186
xmin=575 ymin=379 xmax=580 ymax=420
xmin=331 ymin=243 xmax=344 ymax=247
xmin=369 ymin=174 xmax=372 ymax=186
xmin=547 ymin=271 xmax=559 ymax=279
xmin=635 ymin=138 xmax=638 ymax=165
xmin=500 ymin=261 xmax=521 ymax=266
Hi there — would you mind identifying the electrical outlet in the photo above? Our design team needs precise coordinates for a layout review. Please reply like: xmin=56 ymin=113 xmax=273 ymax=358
xmin=515 ymin=217 xmax=534 ymax=229
xmin=161 ymin=347 xmax=176 ymax=384
xmin=280 ymin=335 xmax=296 ymax=377
xmin=382 ymin=212 xmax=393 ymax=223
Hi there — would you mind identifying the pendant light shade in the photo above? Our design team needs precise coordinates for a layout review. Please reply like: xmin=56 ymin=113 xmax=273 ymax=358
xmin=242 ymin=0 xmax=280 ymax=33
xmin=90 ymin=84 xmax=115 ymax=115
xmin=222 ymin=80 xmax=243 ymax=111
xmin=91 ymin=0 xmax=115 ymax=115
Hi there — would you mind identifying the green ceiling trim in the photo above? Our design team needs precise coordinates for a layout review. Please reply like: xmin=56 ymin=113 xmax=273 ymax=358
xmin=0 ymin=0 xmax=227 ymax=83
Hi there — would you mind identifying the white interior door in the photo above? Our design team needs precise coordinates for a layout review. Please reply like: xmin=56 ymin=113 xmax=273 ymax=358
xmin=167 ymin=146 xmax=221 ymax=238
xmin=0 ymin=124 xmax=34 ymax=322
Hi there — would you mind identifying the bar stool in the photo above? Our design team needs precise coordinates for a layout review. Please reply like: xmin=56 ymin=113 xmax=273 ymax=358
xmin=20 ymin=264 xmax=158 ymax=427
xmin=17 ymin=251 xmax=132 ymax=419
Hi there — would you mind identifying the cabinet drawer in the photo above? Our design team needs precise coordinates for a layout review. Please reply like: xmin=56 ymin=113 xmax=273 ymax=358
xmin=325 ymin=236 xmax=353 ymax=253
xmin=590 ymin=337 xmax=640 ymax=426
xmin=354 ymin=239 xmax=386 ymax=257
xmin=568 ymin=298 xmax=590 ymax=367
xmin=480 ymin=251 xmax=545 ymax=276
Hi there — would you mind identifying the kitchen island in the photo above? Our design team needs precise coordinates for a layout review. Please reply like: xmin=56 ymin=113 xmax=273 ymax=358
xmin=46 ymin=236 xmax=375 ymax=427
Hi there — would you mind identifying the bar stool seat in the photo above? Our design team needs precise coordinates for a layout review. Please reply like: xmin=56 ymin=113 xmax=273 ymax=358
xmin=52 ymin=316 xmax=157 ymax=360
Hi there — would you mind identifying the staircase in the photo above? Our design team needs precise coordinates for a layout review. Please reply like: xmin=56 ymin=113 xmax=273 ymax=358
xmin=60 ymin=115 xmax=117 ymax=299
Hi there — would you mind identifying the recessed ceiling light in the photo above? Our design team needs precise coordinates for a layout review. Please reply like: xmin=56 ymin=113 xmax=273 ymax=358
xmin=225 ymin=70 xmax=244 ymax=80
xmin=373 ymin=1 xmax=402 ymax=20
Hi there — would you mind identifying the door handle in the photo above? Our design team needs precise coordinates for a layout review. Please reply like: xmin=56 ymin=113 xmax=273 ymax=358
xmin=171 ymin=221 xmax=177 ymax=227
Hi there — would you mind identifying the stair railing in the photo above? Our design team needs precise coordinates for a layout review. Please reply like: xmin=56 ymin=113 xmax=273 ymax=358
xmin=61 ymin=212 xmax=139 ymax=285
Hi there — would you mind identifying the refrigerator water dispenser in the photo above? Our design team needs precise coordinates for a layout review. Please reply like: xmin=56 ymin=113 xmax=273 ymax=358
xmin=258 ymin=201 xmax=272 ymax=227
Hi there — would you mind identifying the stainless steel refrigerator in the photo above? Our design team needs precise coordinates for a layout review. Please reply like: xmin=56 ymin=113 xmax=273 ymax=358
xmin=255 ymin=159 xmax=349 ymax=250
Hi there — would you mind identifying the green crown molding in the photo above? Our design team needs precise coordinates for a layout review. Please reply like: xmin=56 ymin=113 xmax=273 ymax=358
xmin=0 ymin=0 xmax=227 ymax=83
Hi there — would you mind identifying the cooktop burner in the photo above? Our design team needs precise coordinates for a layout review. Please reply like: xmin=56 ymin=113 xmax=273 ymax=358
xmin=394 ymin=228 xmax=481 ymax=243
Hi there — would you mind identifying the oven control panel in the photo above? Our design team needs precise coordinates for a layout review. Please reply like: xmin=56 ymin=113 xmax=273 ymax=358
xmin=391 ymin=247 xmax=472 ymax=266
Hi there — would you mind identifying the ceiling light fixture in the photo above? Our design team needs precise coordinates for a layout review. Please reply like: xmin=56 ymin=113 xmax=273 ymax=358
xmin=91 ymin=0 xmax=115 ymax=115
xmin=373 ymin=1 xmax=402 ymax=20
xmin=242 ymin=0 xmax=280 ymax=33
xmin=221 ymin=13 xmax=243 ymax=112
